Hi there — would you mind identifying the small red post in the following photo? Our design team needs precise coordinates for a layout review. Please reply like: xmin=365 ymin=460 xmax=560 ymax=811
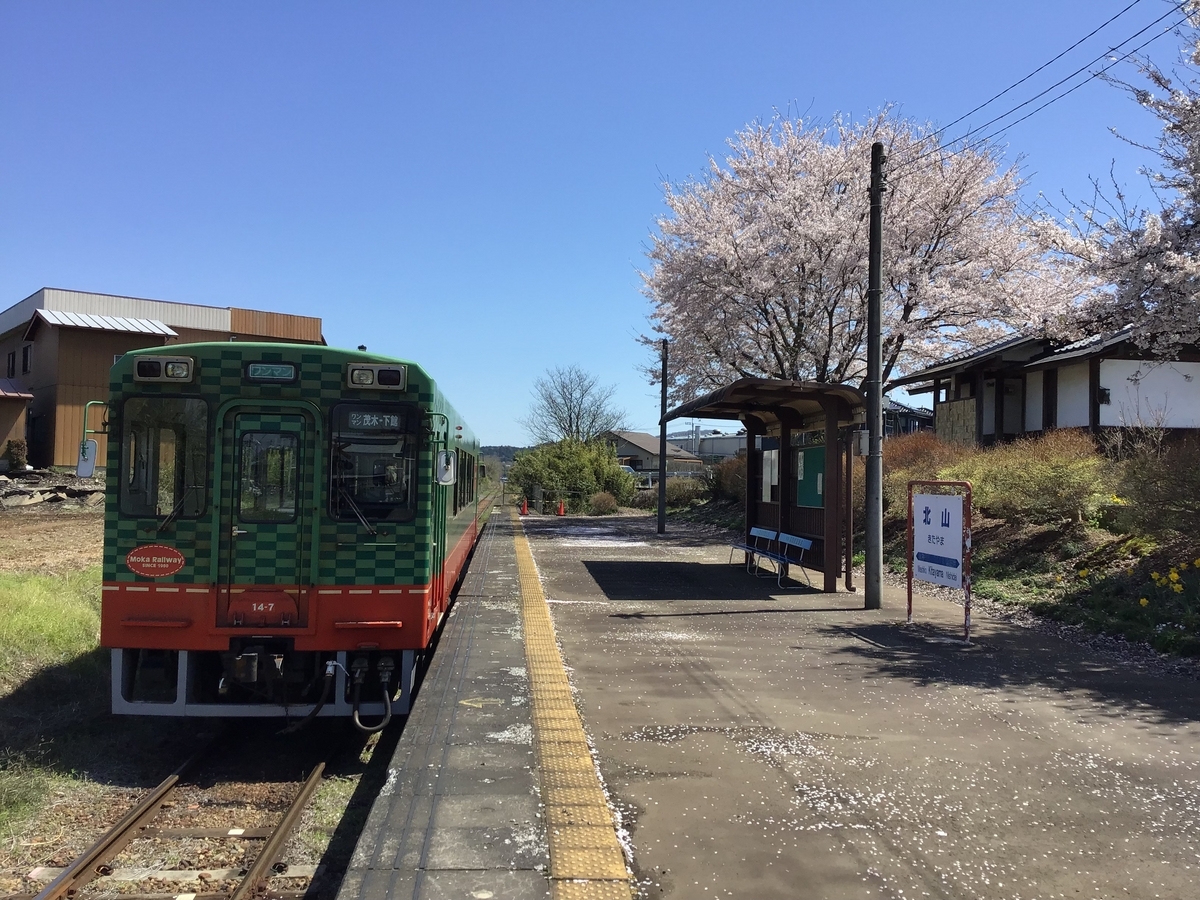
xmin=557 ymin=498 xmax=566 ymax=516
xmin=520 ymin=498 xmax=528 ymax=515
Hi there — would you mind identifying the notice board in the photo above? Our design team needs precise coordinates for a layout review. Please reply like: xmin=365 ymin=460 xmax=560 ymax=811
xmin=795 ymin=445 xmax=825 ymax=508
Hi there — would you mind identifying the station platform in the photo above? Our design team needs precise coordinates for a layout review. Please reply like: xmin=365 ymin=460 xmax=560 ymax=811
xmin=340 ymin=509 xmax=1200 ymax=900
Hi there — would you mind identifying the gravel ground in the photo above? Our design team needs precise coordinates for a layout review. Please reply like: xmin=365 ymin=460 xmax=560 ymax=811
xmin=0 ymin=470 xmax=105 ymax=574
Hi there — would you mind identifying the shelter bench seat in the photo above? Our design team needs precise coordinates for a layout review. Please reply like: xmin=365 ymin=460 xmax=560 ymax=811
xmin=730 ymin=528 xmax=813 ymax=588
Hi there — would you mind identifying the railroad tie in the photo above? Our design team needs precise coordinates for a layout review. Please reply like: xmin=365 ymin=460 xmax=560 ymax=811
xmin=509 ymin=509 xmax=633 ymax=900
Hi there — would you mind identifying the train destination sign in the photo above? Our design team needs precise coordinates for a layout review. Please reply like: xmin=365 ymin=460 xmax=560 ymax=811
xmin=911 ymin=493 xmax=964 ymax=589
xmin=126 ymin=544 xmax=186 ymax=578
xmin=348 ymin=411 xmax=401 ymax=430
xmin=246 ymin=362 xmax=297 ymax=382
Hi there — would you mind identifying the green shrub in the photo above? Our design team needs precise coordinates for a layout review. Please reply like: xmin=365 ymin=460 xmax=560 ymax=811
xmin=882 ymin=431 xmax=970 ymax=516
xmin=941 ymin=430 xmax=1110 ymax=523
xmin=507 ymin=439 xmax=635 ymax=508
xmin=665 ymin=477 xmax=705 ymax=507
xmin=629 ymin=489 xmax=657 ymax=509
xmin=3 ymin=438 xmax=28 ymax=470
xmin=589 ymin=491 xmax=619 ymax=515
xmin=705 ymin=456 xmax=746 ymax=503
xmin=1113 ymin=434 xmax=1200 ymax=535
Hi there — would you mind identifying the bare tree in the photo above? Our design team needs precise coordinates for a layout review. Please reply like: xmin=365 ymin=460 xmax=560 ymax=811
xmin=521 ymin=365 xmax=627 ymax=443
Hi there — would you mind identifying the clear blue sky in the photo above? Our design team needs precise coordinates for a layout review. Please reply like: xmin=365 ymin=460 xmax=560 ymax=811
xmin=0 ymin=1 xmax=1182 ymax=445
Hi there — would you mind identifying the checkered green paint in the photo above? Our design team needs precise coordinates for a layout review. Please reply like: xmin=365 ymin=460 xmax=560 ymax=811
xmin=103 ymin=343 xmax=480 ymax=587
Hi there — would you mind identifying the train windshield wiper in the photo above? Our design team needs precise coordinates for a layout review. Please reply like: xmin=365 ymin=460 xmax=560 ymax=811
xmin=155 ymin=484 xmax=201 ymax=534
xmin=337 ymin=479 xmax=377 ymax=536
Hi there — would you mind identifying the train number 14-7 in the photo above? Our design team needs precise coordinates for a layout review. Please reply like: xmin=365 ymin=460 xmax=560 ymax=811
xmin=252 ymin=602 xmax=275 ymax=612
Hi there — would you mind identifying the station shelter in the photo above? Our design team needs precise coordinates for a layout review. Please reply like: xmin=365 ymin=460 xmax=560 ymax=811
xmin=664 ymin=378 xmax=866 ymax=593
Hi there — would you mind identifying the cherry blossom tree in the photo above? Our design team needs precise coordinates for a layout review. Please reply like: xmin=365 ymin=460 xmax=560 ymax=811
xmin=1061 ymin=3 xmax=1200 ymax=357
xmin=642 ymin=109 xmax=1095 ymax=400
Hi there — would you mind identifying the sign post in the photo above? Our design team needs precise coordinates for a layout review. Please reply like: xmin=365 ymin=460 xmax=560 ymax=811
xmin=907 ymin=480 xmax=973 ymax=643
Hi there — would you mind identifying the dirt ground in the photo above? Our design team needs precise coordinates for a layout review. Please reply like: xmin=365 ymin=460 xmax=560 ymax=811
xmin=0 ymin=508 xmax=104 ymax=574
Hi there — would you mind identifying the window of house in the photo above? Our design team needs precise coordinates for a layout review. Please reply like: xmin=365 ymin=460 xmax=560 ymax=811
xmin=21 ymin=345 xmax=32 ymax=374
xmin=5 ymin=351 xmax=13 ymax=378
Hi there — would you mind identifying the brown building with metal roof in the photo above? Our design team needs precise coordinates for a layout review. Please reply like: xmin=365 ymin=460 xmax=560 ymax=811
xmin=0 ymin=288 xmax=324 ymax=468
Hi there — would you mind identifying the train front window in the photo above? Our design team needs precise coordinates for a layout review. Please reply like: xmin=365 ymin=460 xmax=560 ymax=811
xmin=120 ymin=398 xmax=208 ymax=518
xmin=238 ymin=432 xmax=299 ymax=523
xmin=329 ymin=403 xmax=419 ymax=522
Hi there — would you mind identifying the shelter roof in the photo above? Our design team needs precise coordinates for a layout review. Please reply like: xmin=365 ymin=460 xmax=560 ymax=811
xmin=663 ymin=378 xmax=865 ymax=430
xmin=0 ymin=378 xmax=33 ymax=400
xmin=23 ymin=308 xmax=178 ymax=340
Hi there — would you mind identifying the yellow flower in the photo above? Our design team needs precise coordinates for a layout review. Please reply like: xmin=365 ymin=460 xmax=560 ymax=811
xmin=1173 ymin=583 xmax=1185 ymax=594
xmin=1054 ymin=574 xmax=1063 ymax=583
xmin=1169 ymin=571 xmax=1180 ymax=583
xmin=1152 ymin=571 xmax=1160 ymax=579
xmin=1194 ymin=558 xmax=1200 ymax=568
xmin=1078 ymin=569 xmax=1090 ymax=578
xmin=1140 ymin=597 xmax=1149 ymax=607
xmin=1181 ymin=562 xmax=1190 ymax=571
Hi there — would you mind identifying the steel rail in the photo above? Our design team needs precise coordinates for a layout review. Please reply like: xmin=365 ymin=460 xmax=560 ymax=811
xmin=32 ymin=742 xmax=212 ymax=900
xmin=229 ymin=762 xmax=325 ymax=900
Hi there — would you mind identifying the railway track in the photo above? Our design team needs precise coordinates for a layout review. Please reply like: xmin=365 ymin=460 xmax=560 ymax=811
xmin=4 ymin=738 xmax=327 ymax=900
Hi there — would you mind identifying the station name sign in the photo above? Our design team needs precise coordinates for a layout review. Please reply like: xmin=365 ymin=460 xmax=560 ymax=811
xmin=912 ymin=493 xmax=964 ymax=589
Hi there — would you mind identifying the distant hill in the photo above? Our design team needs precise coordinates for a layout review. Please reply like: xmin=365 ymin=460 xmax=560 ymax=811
xmin=481 ymin=445 xmax=524 ymax=463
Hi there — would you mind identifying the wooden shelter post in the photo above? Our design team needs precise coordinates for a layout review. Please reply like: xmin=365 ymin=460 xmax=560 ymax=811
xmin=821 ymin=400 xmax=843 ymax=593
xmin=744 ymin=416 xmax=762 ymax=548
xmin=844 ymin=430 xmax=854 ymax=591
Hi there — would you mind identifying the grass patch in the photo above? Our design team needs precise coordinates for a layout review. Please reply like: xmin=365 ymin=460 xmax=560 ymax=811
xmin=0 ymin=566 xmax=102 ymax=693
xmin=0 ymin=756 xmax=48 ymax=830
xmin=0 ymin=565 xmax=104 ymax=831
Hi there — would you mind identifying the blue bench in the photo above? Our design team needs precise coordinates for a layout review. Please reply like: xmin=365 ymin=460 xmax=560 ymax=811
xmin=729 ymin=528 xmax=813 ymax=588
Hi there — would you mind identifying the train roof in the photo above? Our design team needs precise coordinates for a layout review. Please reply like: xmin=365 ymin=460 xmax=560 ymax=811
xmin=115 ymin=341 xmax=478 ymax=448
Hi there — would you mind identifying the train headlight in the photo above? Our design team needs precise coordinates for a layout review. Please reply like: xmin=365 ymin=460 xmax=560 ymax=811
xmin=134 ymin=356 xmax=195 ymax=383
xmin=350 ymin=368 xmax=375 ymax=385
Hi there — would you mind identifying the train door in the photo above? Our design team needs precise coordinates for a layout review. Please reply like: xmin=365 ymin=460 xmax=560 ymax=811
xmin=431 ymin=452 xmax=447 ymax=616
xmin=216 ymin=409 xmax=315 ymax=629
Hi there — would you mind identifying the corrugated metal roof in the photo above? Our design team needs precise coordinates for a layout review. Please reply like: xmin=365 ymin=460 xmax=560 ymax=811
xmin=0 ymin=378 xmax=33 ymax=400
xmin=40 ymin=288 xmax=231 ymax=331
xmin=26 ymin=308 xmax=177 ymax=337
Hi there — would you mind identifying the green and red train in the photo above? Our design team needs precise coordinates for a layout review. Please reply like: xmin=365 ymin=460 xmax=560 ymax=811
xmin=100 ymin=342 xmax=481 ymax=729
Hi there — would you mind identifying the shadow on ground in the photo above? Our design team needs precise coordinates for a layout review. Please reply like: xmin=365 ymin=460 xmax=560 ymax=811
xmin=583 ymin=559 xmax=821 ymax=602
xmin=819 ymin=620 xmax=1200 ymax=727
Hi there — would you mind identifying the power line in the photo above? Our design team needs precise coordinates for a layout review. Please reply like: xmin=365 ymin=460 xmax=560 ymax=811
xmin=928 ymin=0 xmax=1150 ymax=143
xmin=892 ymin=2 xmax=1190 ymax=177
xmin=969 ymin=17 xmax=1188 ymax=150
xmin=945 ymin=3 xmax=1186 ymax=151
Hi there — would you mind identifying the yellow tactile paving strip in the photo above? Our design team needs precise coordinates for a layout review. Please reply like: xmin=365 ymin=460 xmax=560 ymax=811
xmin=510 ymin=509 xmax=634 ymax=900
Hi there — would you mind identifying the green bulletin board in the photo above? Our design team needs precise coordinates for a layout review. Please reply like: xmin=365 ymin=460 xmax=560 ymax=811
xmin=796 ymin=445 xmax=825 ymax=508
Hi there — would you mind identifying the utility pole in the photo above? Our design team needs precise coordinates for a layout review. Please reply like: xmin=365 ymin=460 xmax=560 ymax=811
xmin=657 ymin=339 xmax=668 ymax=535
xmin=865 ymin=141 xmax=887 ymax=610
